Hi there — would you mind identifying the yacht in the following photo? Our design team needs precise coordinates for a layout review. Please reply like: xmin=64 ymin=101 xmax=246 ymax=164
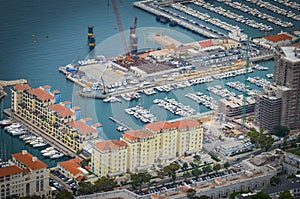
xmin=41 ymin=147 xmax=54 ymax=154
xmin=50 ymin=152 xmax=64 ymax=159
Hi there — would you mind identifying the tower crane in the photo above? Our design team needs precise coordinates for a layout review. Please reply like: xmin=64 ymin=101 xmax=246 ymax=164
xmin=112 ymin=0 xmax=129 ymax=54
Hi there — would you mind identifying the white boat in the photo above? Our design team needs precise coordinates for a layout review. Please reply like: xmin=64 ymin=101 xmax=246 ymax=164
xmin=41 ymin=147 xmax=54 ymax=154
xmin=6 ymin=123 xmax=21 ymax=129
xmin=0 ymin=119 xmax=12 ymax=127
xmin=33 ymin=142 xmax=47 ymax=148
xmin=23 ymin=135 xmax=37 ymax=141
xmin=29 ymin=137 xmax=43 ymax=145
xmin=10 ymin=129 xmax=27 ymax=136
xmin=43 ymin=150 xmax=58 ymax=157
xmin=50 ymin=152 xmax=64 ymax=159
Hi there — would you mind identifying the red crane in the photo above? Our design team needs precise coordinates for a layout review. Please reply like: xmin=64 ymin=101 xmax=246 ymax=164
xmin=112 ymin=0 xmax=128 ymax=54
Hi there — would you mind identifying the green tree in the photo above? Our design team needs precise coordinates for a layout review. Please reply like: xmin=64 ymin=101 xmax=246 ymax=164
xmin=163 ymin=163 xmax=181 ymax=184
xmin=213 ymin=163 xmax=221 ymax=172
xmin=94 ymin=176 xmax=117 ymax=192
xmin=250 ymin=191 xmax=271 ymax=199
xmin=55 ymin=190 xmax=73 ymax=199
xmin=272 ymin=125 xmax=289 ymax=138
xmin=77 ymin=181 xmax=94 ymax=195
xmin=247 ymin=128 xmax=260 ymax=146
xmin=191 ymin=168 xmax=202 ymax=178
xmin=202 ymin=165 xmax=212 ymax=174
xmin=258 ymin=133 xmax=274 ymax=151
xmin=187 ymin=188 xmax=196 ymax=199
xmin=297 ymin=134 xmax=300 ymax=143
xmin=157 ymin=170 xmax=165 ymax=179
xmin=278 ymin=190 xmax=294 ymax=199
xmin=130 ymin=171 xmax=152 ymax=192
xmin=183 ymin=162 xmax=189 ymax=170
xmin=270 ymin=176 xmax=281 ymax=186
xmin=224 ymin=162 xmax=230 ymax=170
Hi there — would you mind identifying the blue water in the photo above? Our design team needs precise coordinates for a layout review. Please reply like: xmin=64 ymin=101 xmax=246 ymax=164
xmin=0 ymin=0 xmax=296 ymax=166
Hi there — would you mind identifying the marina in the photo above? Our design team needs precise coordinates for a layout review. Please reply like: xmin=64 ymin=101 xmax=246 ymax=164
xmin=185 ymin=92 xmax=218 ymax=110
xmin=125 ymin=105 xmax=157 ymax=123
xmin=154 ymin=98 xmax=196 ymax=117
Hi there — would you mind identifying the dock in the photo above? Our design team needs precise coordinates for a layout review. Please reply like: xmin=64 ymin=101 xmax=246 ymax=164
xmin=109 ymin=117 xmax=133 ymax=131
xmin=133 ymin=1 xmax=223 ymax=38
xmin=3 ymin=109 xmax=87 ymax=160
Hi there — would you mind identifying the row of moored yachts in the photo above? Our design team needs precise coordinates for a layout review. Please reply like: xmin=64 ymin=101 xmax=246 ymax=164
xmin=2 ymin=122 xmax=64 ymax=159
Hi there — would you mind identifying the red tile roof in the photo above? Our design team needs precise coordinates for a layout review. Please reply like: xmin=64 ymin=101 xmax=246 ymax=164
xmin=58 ymin=158 xmax=83 ymax=176
xmin=14 ymin=84 xmax=30 ymax=91
xmin=42 ymin=85 xmax=51 ymax=89
xmin=123 ymin=130 xmax=155 ymax=141
xmin=0 ymin=165 xmax=28 ymax=177
xmin=12 ymin=151 xmax=47 ymax=170
xmin=265 ymin=34 xmax=292 ymax=42
xmin=28 ymin=87 xmax=54 ymax=101
xmin=145 ymin=121 xmax=173 ymax=131
xmin=94 ymin=140 xmax=127 ymax=151
xmin=62 ymin=101 xmax=71 ymax=105
xmin=76 ymin=176 xmax=84 ymax=182
xmin=93 ymin=123 xmax=102 ymax=127
xmin=69 ymin=120 xmax=97 ymax=134
xmin=171 ymin=119 xmax=201 ymax=129
xmin=198 ymin=39 xmax=213 ymax=48
xmin=51 ymin=90 xmax=60 ymax=94
xmin=48 ymin=103 xmax=74 ymax=117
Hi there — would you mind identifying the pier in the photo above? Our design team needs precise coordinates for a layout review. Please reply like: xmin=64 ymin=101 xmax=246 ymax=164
xmin=133 ymin=1 xmax=223 ymax=38
xmin=109 ymin=117 xmax=133 ymax=131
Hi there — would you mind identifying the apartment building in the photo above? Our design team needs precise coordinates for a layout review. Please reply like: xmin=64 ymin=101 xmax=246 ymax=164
xmin=11 ymin=84 xmax=102 ymax=152
xmin=92 ymin=119 xmax=203 ymax=177
xmin=0 ymin=150 xmax=50 ymax=198
xmin=257 ymin=46 xmax=300 ymax=130
xmin=92 ymin=140 xmax=128 ymax=177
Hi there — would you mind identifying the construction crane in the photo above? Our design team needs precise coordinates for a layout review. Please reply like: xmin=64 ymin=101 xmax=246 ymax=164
xmin=112 ymin=0 xmax=129 ymax=54
xmin=242 ymin=34 xmax=251 ymax=130
xmin=129 ymin=17 xmax=138 ymax=54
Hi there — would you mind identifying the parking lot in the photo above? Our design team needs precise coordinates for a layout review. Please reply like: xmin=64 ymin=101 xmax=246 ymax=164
xmin=50 ymin=169 xmax=79 ymax=191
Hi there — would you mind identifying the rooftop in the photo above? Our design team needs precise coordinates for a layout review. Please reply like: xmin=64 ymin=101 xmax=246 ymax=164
xmin=0 ymin=165 xmax=28 ymax=177
xmin=69 ymin=120 xmax=97 ymax=135
xmin=171 ymin=119 xmax=201 ymax=129
xmin=145 ymin=121 xmax=173 ymax=131
xmin=281 ymin=46 xmax=300 ymax=63
xmin=48 ymin=103 xmax=74 ymax=117
xmin=14 ymin=83 xmax=31 ymax=91
xmin=198 ymin=39 xmax=214 ymax=48
xmin=12 ymin=151 xmax=47 ymax=170
xmin=123 ymin=129 xmax=155 ymax=141
xmin=94 ymin=140 xmax=127 ymax=151
xmin=58 ymin=158 xmax=85 ymax=176
xmin=265 ymin=33 xmax=292 ymax=42
xmin=28 ymin=87 xmax=54 ymax=101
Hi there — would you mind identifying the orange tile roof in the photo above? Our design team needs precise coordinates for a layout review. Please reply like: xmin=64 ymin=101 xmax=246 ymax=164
xmin=62 ymin=101 xmax=71 ymax=105
xmin=93 ymin=123 xmax=102 ymax=127
xmin=58 ymin=158 xmax=83 ymax=176
xmin=83 ymin=117 xmax=92 ymax=121
xmin=94 ymin=140 xmax=127 ymax=151
xmin=198 ymin=39 xmax=213 ymax=48
xmin=48 ymin=103 xmax=74 ymax=117
xmin=171 ymin=119 xmax=201 ymax=129
xmin=265 ymin=34 xmax=292 ymax=42
xmin=145 ymin=121 xmax=173 ymax=131
xmin=0 ymin=165 xmax=28 ymax=177
xmin=123 ymin=130 xmax=155 ymax=141
xmin=73 ymin=106 xmax=81 ymax=110
xmin=12 ymin=151 xmax=47 ymax=170
xmin=69 ymin=120 xmax=97 ymax=134
xmin=28 ymin=87 xmax=54 ymax=101
xmin=76 ymin=176 xmax=84 ymax=182
xmin=42 ymin=85 xmax=51 ymax=89
xmin=51 ymin=90 xmax=60 ymax=94
xmin=14 ymin=84 xmax=30 ymax=91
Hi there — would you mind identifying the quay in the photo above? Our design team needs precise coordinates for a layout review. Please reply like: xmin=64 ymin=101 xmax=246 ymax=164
xmin=0 ymin=79 xmax=28 ymax=99
xmin=3 ymin=109 xmax=88 ymax=160
xmin=109 ymin=117 xmax=133 ymax=131
xmin=250 ymin=53 xmax=274 ymax=62
xmin=133 ymin=1 xmax=223 ymax=38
